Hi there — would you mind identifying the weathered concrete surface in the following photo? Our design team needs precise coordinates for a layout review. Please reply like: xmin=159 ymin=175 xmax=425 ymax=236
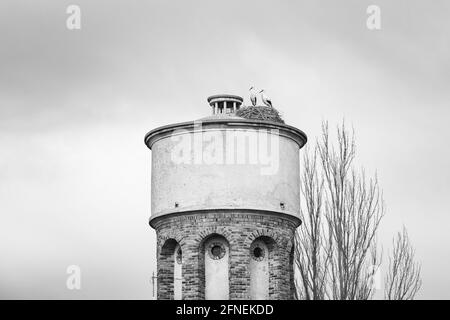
xmin=146 ymin=119 xmax=307 ymax=223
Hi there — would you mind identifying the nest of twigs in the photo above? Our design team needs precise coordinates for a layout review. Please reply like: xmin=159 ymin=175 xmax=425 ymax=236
xmin=236 ymin=106 xmax=285 ymax=124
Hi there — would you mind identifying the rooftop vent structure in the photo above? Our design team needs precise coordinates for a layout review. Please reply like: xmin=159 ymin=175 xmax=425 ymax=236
xmin=207 ymin=94 xmax=243 ymax=115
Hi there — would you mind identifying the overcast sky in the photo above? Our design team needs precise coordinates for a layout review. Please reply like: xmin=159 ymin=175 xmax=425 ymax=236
xmin=1 ymin=0 xmax=449 ymax=299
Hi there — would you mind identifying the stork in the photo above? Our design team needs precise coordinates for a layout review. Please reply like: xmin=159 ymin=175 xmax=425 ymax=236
xmin=249 ymin=86 xmax=257 ymax=107
xmin=260 ymin=89 xmax=272 ymax=108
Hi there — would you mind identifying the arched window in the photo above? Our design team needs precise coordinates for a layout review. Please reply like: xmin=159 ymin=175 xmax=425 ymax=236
xmin=174 ymin=244 xmax=182 ymax=300
xmin=159 ymin=239 xmax=182 ymax=300
xmin=249 ymin=236 xmax=275 ymax=299
xmin=203 ymin=235 xmax=229 ymax=300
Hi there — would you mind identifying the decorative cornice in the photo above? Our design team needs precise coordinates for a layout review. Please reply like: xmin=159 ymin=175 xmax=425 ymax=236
xmin=144 ymin=118 xmax=307 ymax=150
xmin=149 ymin=208 xmax=302 ymax=229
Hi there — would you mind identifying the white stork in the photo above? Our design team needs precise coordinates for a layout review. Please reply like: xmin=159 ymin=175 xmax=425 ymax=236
xmin=260 ymin=89 xmax=272 ymax=108
xmin=249 ymin=86 xmax=257 ymax=106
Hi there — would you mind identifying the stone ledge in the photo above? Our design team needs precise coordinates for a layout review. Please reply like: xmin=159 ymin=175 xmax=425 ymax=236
xmin=149 ymin=208 xmax=302 ymax=229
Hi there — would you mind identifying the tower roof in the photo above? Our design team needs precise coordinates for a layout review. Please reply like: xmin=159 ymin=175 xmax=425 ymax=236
xmin=207 ymin=94 xmax=243 ymax=105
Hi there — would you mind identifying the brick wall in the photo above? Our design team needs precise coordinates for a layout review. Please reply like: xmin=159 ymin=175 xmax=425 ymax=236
xmin=153 ymin=210 xmax=300 ymax=300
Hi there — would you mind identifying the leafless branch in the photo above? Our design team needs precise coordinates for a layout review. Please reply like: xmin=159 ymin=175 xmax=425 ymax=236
xmin=384 ymin=226 xmax=422 ymax=300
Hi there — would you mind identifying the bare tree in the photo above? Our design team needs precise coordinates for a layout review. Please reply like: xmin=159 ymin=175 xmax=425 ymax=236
xmin=296 ymin=121 xmax=397 ymax=300
xmin=384 ymin=227 xmax=422 ymax=300
xmin=295 ymin=144 xmax=328 ymax=300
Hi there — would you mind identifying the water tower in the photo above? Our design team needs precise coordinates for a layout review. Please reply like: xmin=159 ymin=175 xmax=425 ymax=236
xmin=145 ymin=94 xmax=307 ymax=300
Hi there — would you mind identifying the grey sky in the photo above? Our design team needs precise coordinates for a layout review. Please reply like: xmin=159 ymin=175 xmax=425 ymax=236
xmin=0 ymin=0 xmax=449 ymax=299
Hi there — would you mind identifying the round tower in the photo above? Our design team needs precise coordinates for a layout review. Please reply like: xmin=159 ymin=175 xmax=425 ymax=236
xmin=145 ymin=94 xmax=307 ymax=300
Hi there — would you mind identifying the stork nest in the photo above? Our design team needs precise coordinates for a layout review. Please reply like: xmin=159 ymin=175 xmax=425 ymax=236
xmin=236 ymin=106 xmax=285 ymax=124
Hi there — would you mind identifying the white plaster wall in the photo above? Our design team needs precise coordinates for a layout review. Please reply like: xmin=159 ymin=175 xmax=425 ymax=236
xmin=250 ymin=241 xmax=269 ymax=299
xmin=150 ymin=126 xmax=301 ymax=219
xmin=204 ymin=238 xmax=229 ymax=300
xmin=174 ymin=244 xmax=182 ymax=300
